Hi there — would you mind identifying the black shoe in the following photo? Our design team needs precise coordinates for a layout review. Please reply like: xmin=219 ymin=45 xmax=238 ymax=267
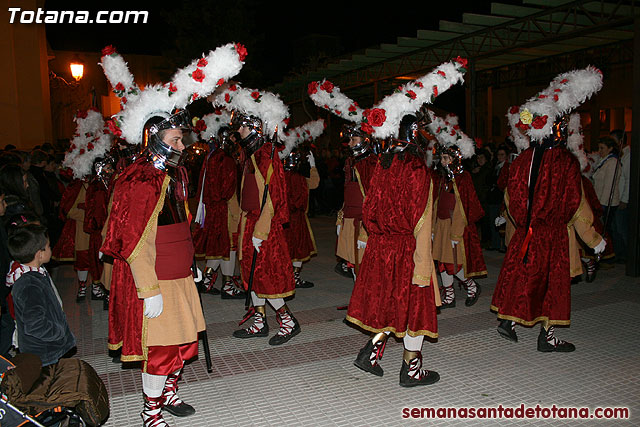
xmin=585 ymin=269 xmax=597 ymax=283
xmin=537 ymin=328 xmax=575 ymax=352
xmin=439 ymin=299 xmax=455 ymax=310
xmin=268 ymin=311 xmax=301 ymax=346
xmin=232 ymin=314 xmax=269 ymax=338
xmin=220 ymin=283 xmax=246 ymax=300
xmin=465 ymin=283 xmax=481 ymax=307
xmin=203 ymin=283 xmax=221 ymax=295
xmin=163 ymin=401 xmax=196 ymax=417
xmin=399 ymin=360 xmax=440 ymax=387
xmin=295 ymin=279 xmax=315 ymax=288
xmin=497 ymin=319 xmax=518 ymax=343
xmin=334 ymin=262 xmax=353 ymax=279
xmin=76 ymin=285 xmax=87 ymax=302
xmin=353 ymin=341 xmax=384 ymax=377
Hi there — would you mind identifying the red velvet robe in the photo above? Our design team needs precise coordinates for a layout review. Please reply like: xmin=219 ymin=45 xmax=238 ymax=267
xmin=581 ymin=176 xmax=615 ymax=259
xmin=193 ymin=149 xmax=237 ymax=259
xmin=239 ymin=143 xmax=295 ymax=298
xmin=342 ymin=155 xmax=377 ymax=220
xmin=52 ymin=180 xmax=89 ymax=269
xmin=101 ymin=158 xmax=167 ymax=360
xmin=284 ymin=171 xmax=317 ymax=262
xmin=491 ymin=147 xmax=582 ymax=326
xmin=84 ymin=178 xmax=109 ymax=282
xmin=432 ymin=171 xmax=487 ymax=277
xmin=347 ymin=154 xmax=438 ymax=338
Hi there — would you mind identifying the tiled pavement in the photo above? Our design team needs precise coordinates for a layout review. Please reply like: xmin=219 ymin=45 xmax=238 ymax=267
xmin=52 ymin=216 xmax=639 ymax=426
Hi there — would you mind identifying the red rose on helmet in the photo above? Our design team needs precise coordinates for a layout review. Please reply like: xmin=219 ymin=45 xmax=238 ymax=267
xmin=509 ymin=106 xmax=519 ymax=115
xmin=87 ymin=143 xmax=94 ymax=151
xmin=235 ymin=44 xmax=248 ymax=61
xmin=76 ymin=110 xmax=88 ymax=119
xmin=531 ymin=115 xmax=548 ymax=129
xmin=348 ymin=104 xmax=357 ymax=112
xmin=101 ymin=45 xmax=117 ymax=57
xmin=225 ymin=93 xmax=231 ymax=103
xmin=168 ymin=83 xmax=177 ymax=93
xmin=437 ymin=70 xmax=446 ymax=77
xmin=194 ymin=119 xmax=207 ymax=133
xmin=191 ymin=68 xmax=205 ymax=82
xmin=115 ymin=82 xmax=125 ymax=92
xmin=363 ymin=108 xmax=386 ymax=127
xmin=360 ymin=122 xmax=374 ymax=135
xmin=416 ymin=82 xmax=424 ymax=88
xmin=229 ymin=84 xmax=238 ymax=91
xmin=106 ymin=119 xmax=122 ymax=137
xmin=515 ymin=121 xmax=530 ymax=131
xmin=192 ymin=93 xmax=199 ymax=101
xmin=197 ymin=58 xmax=208 ymax=68
xmin=217 ymin=78 xmax=224 ymax=86
xmin=406 ymin=90 xmax=417 ymax=100
xmin=454 ymin=56 xmax=468 ymax=69
xmin=433 ymin=85 xmax=438 ymax=97
xmin=553 ymin=95 xmax=559 ymax=102
xmin=307 ymin=81 xmax=319 ymax=95
xmin=284 ymin=118 xmax=290 ymax=126
xmin=214 ymin=108 xmax=222 ymax=115
xmin=79 ymin=149 xmax=85 ymax=155
xmin=251 ymin=91 xmax=261 ymax=100
xmin=320 ymin=80 xmax=334 ymax=93
xmin=121 ymin=97 xmax=127 ymax=104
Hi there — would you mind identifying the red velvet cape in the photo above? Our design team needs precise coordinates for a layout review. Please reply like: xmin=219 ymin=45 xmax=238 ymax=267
xmin=52 ymin=180 xmax=84 ymax=261
xmin=491 ymin=147 xmax=582 ymax=325
xmin=433 ymin=170 xmax=487 ymax=277
xmin=240 ymin=143 xmax=295 ymax=297
xmin=347 ymin=154 xmax=437 ymax=337
xmin=193 ymin=149 xmax=237 ymax=259
xmin=101 ymin=158 xmax=167 ymax=360
xmin=284 ymin=170 xmax=316 ymax=261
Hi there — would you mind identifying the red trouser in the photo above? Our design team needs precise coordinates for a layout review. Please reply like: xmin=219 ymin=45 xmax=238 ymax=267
xmin=145 ymin=341 xmax=198 ymax=375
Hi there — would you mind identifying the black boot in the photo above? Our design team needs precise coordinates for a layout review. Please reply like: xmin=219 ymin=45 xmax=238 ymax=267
xmin=399 ymin=351 xmax=440 ymax=387
xmin=233 ymin=306 xmax=269 ymax=338
xmin=162 ymin=369 xmax=196 ymax=417
xmin=221 ymin=276 xmax=246 ymax=300
xmin=268 ymin=305 xmax=301 ymax=345
xmin=497 ymin=319 xmax=518 ymax=342
xmin=294 ymin=266 xmax=314 ymax=288
xmin=537 ymin=325 xmax=575 ymax=352
xmin=462 ymin=279 xmax=481 ymax=307
xmin=353 ymin=332 xmax=387 ymax=377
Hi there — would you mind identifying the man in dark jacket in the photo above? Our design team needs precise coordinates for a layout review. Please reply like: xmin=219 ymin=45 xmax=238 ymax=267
xmin=8 ymin=224 xmax=76 ymax=366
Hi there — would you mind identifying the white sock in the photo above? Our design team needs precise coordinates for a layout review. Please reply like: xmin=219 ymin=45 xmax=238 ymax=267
xmin=251 ymin=291 xmax=265 ymax=307
xmin=441 ymin=271 xmax=453 ymax=287
xmin=206 ymin=259 xmax=221 ymax=271
xmin=221 ymin=252 xmax=236 ymax=276
xmin=142 ymin=372 xmax=167 ymax=398
xmin=77 ymin=270 xmax=88 ymax=282
xmin=269 ymin=298 xmax=285 ymax=311
xmin=403 ymin=334 xmax=424 ymax=352
xmin=454 ymin=268 xmax=465 ymax=281
xmin=292 ymin=261 xmax=303 ymax=268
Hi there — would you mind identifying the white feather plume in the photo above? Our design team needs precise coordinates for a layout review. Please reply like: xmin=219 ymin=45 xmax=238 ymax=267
xmin=197 ymin=109 xmax=233 ymax=141
xmin=279 ymin=119 xmax=325 ymax=159
xmin=307 ymin=80 xmax=363 ymax=123
xmin=211 ymin=84 xmax=290 ymax=139
xmin=566 ymin=113 xmax=588 ymax=171
xmin=517 ymin=66 xmax=603 ymax=142
xmin=506 ymin=106 xmax=530 ymax=153
xmin=63 ymin=109 xmax=113 ymax=179
xmin=426 ymin=110 xmax=475 ymax=159
xmin=100 ymin=43 xmax=246 ymax=144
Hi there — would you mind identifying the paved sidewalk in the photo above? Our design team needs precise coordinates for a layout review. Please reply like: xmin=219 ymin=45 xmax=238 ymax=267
xmin=54 ymin=216 xmax=639 ymax=426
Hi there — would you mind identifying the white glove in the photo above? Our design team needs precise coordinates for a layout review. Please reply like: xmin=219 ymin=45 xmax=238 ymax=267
xmin=495 ymin=216 xmax=507 ymax=227
xmin=431 ymin=233 xmax=434 ymax=241
xmin=451 ymin=240 xmax=459 ymax=248
xmin=593 ymin=238 xmax=606 ymax=255
xmin=252 ymin=236 xmax=263 ymax=253
xmin=98 ymin=251 xmax=104 ymax=260
xmin=144 ymin=294 xmax=163 ymax=318
xmin=193 ymin=267 xmax=203 ymax=282
xmin=337 ymin=225 xmax=341 ymax=236
xmin=357 ymin=240 xmax=367 ymax=249
xmin=307 ymin=152 xmax=316 ymax=168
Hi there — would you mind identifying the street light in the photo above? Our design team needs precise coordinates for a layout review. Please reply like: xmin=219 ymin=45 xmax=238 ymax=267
xmin=70 ymin=61 xmax=84 ymax=81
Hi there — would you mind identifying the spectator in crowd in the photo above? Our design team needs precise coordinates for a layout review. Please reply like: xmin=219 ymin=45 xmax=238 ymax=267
xmin=7 ymin=224 xmax=76 ymax=366
xmin=610 ymin=129 xmax=629 ymax=264
xmin=590 ymin=136 xmax=621 ymax=263
xmin=16 ymin=151 xmax=43 ymax=217
xmin=0 ymin=188 xmax=13 ymax=358
xmin=0 ymin=163 xmax=33 ymax=222
xmin=487 ymin=145 xmax=510 ymax=251
xmin=470 ymin=148 xmax=492 ymax=247
xmin=29 ymin=149 xmax=57 ymax=225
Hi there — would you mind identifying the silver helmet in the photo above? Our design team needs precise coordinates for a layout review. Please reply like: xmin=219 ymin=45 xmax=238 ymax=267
xmin=143 ymin=109 xmax=193 ymax=170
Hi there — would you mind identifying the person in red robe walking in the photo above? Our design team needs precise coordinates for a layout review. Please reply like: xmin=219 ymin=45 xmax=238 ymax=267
xmin=491 ymin=67 xmax=606 ymax=352
xmin=427 ymin=112 xmax=486 ymax=309
xmin=193 ymin=113 xmax=244 ymax=299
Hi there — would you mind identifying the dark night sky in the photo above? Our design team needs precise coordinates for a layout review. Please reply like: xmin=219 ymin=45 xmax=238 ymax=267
xmin=44 ymin=1 xmax=523 ymax=86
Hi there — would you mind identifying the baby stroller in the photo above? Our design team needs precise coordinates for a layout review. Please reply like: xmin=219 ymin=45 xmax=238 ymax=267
xmin=0 ymin=354 xmax=109 ymax=426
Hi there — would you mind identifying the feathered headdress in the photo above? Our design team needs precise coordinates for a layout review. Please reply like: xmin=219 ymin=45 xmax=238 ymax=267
xmin=63 ymin=108 xmax=113 ymax=179
xmin=193 ymin=108 xmax=233 ymax=142
xmin=279 ymin=119 xmax=326 ymax=159
xmin=506 ymin=105 xmax=530 ymax=152
xmin=307 ymin=57 xmax=467 ymax=139
xmin=566 ymin=113 xmax=589 ymax=172
xmin=514 ymin=66 xmax=603 ymax=142
xmin=211 ymin=83 xmax=290 ymax=138
xmin=426 ymin=111 xmax=475 ymax=159
xmin=99 ymin=43 xmax=247 ymax=144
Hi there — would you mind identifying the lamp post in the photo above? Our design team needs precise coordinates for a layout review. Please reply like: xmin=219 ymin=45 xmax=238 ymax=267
xmin=70 ymin=59 xmax=84 ymax=82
